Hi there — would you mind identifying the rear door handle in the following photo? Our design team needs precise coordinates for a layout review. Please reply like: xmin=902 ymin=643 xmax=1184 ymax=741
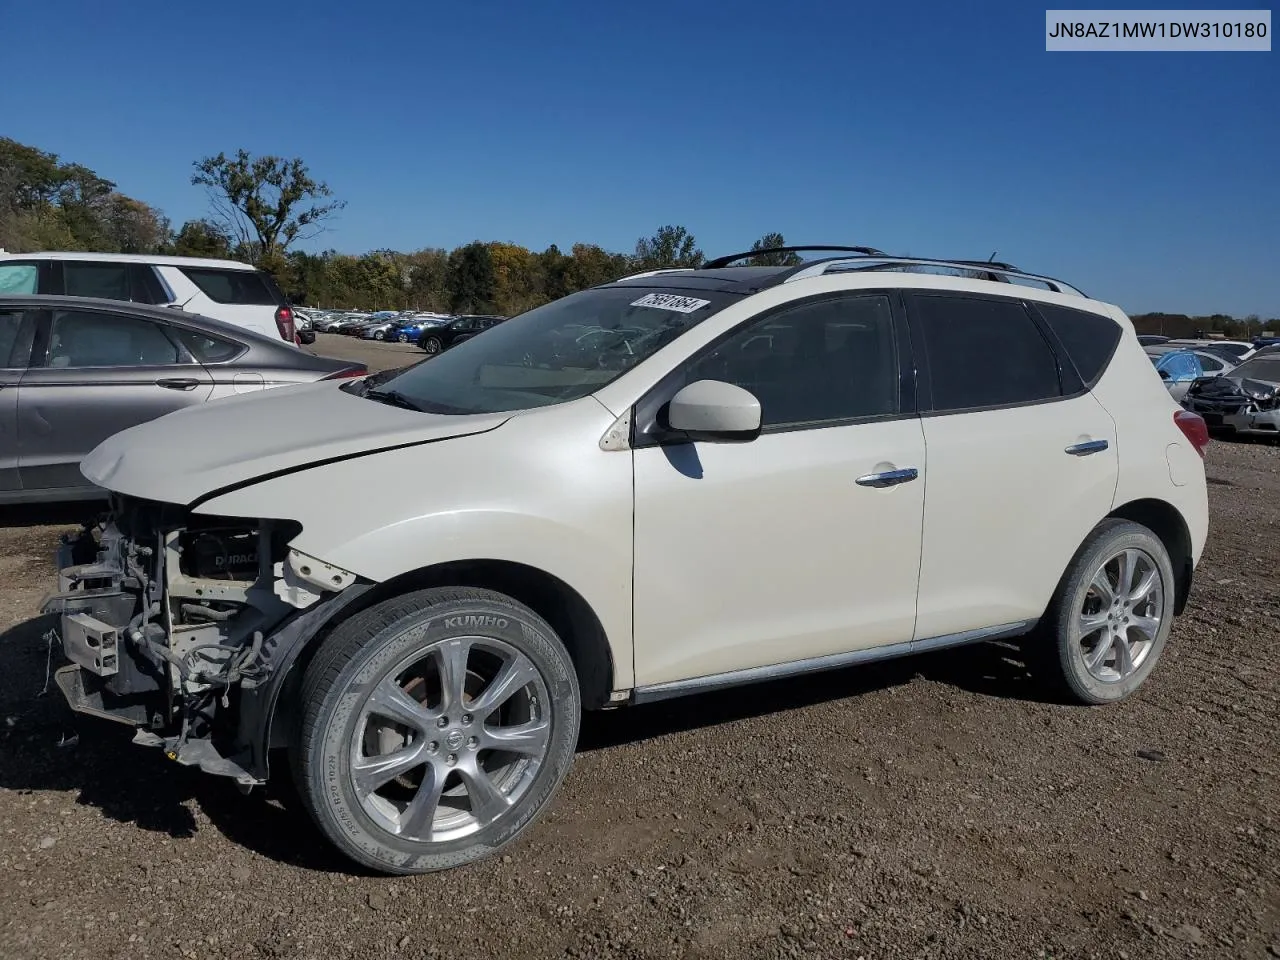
xmin=155 ymin=378 xmax=201 ymax=391
xmin=1065 ymin=439 xmax=1109 ymax=456
xmin=855 ymin=467 xmax=919 ymax=488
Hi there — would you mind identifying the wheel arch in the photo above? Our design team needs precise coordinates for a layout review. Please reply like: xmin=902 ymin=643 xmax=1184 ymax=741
xmin=259 ymin=558 xmax=618 ymax=778
xmin=1105 ymin=498 xmax=1194 ymax=614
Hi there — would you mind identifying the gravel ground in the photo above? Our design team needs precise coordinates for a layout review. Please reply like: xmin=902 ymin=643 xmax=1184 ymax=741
xmin=0 ymin=341 xmax=1276 ymax=960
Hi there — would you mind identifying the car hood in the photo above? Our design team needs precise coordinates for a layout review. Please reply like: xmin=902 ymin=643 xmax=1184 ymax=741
xmin=80 ymin=380 xmax=509 ymax=506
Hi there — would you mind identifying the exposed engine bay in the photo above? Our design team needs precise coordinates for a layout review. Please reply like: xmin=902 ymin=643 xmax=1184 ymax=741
xmin=42 ymin=495 xmax=364 ymax=786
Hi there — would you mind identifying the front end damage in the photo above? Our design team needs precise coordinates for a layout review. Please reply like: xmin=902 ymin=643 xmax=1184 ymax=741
xmin=1183 ymin=376 xmax=1280 ymax=436
xmin=42 ymin=496 xmax=367 ymax=787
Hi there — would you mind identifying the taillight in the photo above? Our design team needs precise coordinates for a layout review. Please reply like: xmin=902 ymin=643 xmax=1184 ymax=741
xmin=275 ymin=305 xmax=296 ymax=342
xmin=1174 ymin=409 xmax=1210 ymax=458
xmin=323 ymin=366 xmax=367 ymax=380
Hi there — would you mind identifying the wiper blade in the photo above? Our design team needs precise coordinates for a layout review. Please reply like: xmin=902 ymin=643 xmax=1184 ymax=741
xmin=365 ymin=389 xmax=425 ymax=411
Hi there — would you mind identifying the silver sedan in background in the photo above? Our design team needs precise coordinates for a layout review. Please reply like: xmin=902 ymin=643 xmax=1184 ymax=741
xmin=0 ymin=295 xmax=366 ymax=504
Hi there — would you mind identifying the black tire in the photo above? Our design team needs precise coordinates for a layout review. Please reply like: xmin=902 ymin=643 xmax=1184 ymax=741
xmin=1028 ymin=519 xmax=1175 ymax=705
xmin=421 ymin=335 xmax=443 ymax=355
xmin=292 ymin=587 xmax=581 ymax=875
xmin=397 ymin=333 xmax=409 ymax=343
xmin=373 ymin=330 xmax=385 ymax=340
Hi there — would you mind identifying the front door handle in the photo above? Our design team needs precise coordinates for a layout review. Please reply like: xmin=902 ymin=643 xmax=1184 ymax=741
xmin=855 ymin=467 xmax=919 ymax=488
xmin=1065 ymin=439 xmax=1109 ymax=456
xmin=155 ymin=378 xmax=201 ymax=391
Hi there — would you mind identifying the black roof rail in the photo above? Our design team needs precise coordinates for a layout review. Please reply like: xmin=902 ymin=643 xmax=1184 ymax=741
xmin=946 ymin=259 xmax=1022 ymax=272
xmin=776 ymin=256 xmax=1087 ymax=297
xmin=701 ymin=245 xmax=886 ymax=269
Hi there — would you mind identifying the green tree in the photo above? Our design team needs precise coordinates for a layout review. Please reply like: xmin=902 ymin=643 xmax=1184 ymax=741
xmin=191 ymin=150 xmax=345 ymax=271
xmin=744 ymin=232 xmax=802 ymax=266
xmin=170 ymin=219 xmax=233 ymax=259
xmin=634 ymin=224 xmax=703 ymax=270
xmin=447 ymin=242 xmax=496 ymax=313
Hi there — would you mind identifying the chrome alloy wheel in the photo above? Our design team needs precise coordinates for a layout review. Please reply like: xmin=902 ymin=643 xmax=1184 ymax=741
xmin=1074 ymin=548 xmax=1165 ymax=683
xmin=349 ymin=636 xmax=551 ymax=843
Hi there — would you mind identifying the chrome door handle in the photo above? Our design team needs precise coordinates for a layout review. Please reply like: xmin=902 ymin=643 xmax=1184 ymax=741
xmin=1065 ymin=439 xmax=1109 ymax=456
xmin=155 ymin=378 xmax=201 ymax=391
xmin=855 ymin=467 xmax=919 ymax=488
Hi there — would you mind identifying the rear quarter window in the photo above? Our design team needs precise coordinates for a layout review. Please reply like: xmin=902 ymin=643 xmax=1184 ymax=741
xmin=175 ymin=328 xmax=245 ymax=363
xmin=1036 ymin=303 xmax=1122 ymax=387
xmin=178 ymin=267 xmax=280 ymax=305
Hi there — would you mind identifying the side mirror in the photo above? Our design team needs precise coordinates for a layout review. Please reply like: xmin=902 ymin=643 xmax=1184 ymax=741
xmin=666 ymin=379 xmax=762 ymax=443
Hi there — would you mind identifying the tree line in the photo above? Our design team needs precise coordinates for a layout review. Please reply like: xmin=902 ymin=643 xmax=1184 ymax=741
xmin=2 ymin=137 xmax=1273 ymax=332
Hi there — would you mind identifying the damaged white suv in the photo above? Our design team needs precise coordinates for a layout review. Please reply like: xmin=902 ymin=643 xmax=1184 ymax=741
xmin=46 ymin=246 xmax=1210 ymax=874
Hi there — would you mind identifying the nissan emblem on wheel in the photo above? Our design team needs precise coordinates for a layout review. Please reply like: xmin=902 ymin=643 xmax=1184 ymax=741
xmin=41 ymin=247 xmax=1209 ymax=874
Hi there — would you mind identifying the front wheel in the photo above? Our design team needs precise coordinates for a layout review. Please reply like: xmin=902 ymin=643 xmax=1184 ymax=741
xmin=292 ymin=587 xmax=581 ymax=874
xmin=397 ymin=333 xmax=409 ymax=343
xmin=1029 ymin=519 xmax=1175 ymax=705
xmin=421 ymin=336 xmax=442 ymax=355
xmin=373 ymin=330 xmax=386 ymax=340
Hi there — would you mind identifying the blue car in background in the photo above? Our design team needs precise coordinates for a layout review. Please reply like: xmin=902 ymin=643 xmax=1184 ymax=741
xmin=385 ymin=313 xmax=453 ymax=343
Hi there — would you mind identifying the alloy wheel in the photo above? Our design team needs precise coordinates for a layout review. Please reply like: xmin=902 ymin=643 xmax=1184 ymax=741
xmin=1074 ymin=548 xmax=1165 ymax=683
xmin=348 ymin=636 xmax=551 ymax=843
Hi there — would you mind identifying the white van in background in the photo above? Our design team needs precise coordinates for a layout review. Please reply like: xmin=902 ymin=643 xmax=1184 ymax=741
xmin=0 ymin=251 xmax=298 ymax=344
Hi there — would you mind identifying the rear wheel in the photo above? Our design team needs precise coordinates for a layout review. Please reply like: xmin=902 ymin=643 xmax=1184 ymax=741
xmin=421 ymin=336 xmax=443 ymax=355
xmin=1030 ymin=519 xmax=1175 ymax=704
xmin=397 ymin=333 xmax=409 ymax=343
xmin=292 ymin=588 xmax=581 ymax=874
xmin=374 ymin=330 xmax=386 ymax=340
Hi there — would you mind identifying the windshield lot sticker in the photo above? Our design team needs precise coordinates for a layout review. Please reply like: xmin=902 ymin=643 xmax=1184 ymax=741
xmin=630 ymin=293 xmax=711 ymax=313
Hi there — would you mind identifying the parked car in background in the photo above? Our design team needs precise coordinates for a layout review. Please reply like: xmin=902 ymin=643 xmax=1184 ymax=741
xmin=1182 ymin=353 xmax=1280 ymax=440
xmin=0 ymin=252 xmax=299 ymax=344
xmin=1167 ymin=338 xmax=1255 ymax=363
xmin=1145 ymin=346 xmax=1233 ymax=401
xmin=295 ymin=309 xmax=316 ymax=345
xmin=1137 ymin=334 xmax=1170 ymax=346
xmin=49 ymin=247 xmax=1207 ymax=874
xmin=417 ymin=313 xmax=507 ymax=354
xmin=0 ymin=295 xmax=365 ymax=503
xmin=387 ymin=314 xmax=452 ymax=343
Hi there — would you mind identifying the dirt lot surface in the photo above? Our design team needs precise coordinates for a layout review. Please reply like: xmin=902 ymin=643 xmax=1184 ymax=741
xmin=1 ymin=340 xmax=1276 ymax=959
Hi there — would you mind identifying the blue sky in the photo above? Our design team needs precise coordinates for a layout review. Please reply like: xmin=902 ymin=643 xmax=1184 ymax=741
xmin=2 ymin=0 xmax=1276 ymax=315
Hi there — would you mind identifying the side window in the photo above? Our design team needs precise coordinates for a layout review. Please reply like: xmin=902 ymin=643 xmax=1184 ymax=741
xmin=685 ymin=295 xmax=899 ymax=428
xmin=0 ymin=263 xmax=39 ymax=294
xmin=1035 ymin=302 xmax=1122 ymax=386
xmin=0 ymin=310 xmax=26 ymax=366
xmin=1198 ymin=354 xmax=1224 ymax=373
xmin=130 ymin=264 xmax=171 ymax=305
xmin=175 ymin=328 xmax=244 ymax=364
xmin=63 ymin=261 xmax=132 ymax=301
xmin=914 ymin=295 xmax=1061 ymax=411
xmin=178 ymin=268 xmax=279 ymax=305
xmin=47 ymin=311 xmax=182 ymax=368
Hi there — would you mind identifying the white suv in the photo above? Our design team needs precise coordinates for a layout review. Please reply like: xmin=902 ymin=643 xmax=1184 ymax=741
xmin=45 ymin=247 xmax=1210 ymax=875
xmin=0 ymin=251 xmax=298 ymax=343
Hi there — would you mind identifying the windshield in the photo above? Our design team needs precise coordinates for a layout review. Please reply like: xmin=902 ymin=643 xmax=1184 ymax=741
xmin=363 ymin=286 xmax=737 ymax=414
xmin=1230 ymin=357 xmax=1280 ymax=382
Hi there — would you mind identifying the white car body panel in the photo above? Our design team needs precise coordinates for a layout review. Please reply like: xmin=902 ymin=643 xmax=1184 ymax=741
xmin=80 ymin=381 xmax=509 ymax=504
xmin=632 ymin=417 xmax=926 ymax=686
xmin=194 ymin=397 xmax=637 ymax=688
xmin=913 ymin=393 xmax=1119 ymax=639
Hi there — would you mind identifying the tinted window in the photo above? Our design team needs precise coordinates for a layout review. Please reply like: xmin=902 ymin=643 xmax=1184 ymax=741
xmin=1232 ymin=357 xmax=1280 ymax=381
xmin=1198 ymin=354 xmax=1225 ymax=372
xmin=1036 ymin=303 xmax=1121 ymax=386
xmin=916 ymin=295 xmax=1061 ymax=410
xmin=176 ymin=328 xmax=244 ymax=363
xmin=0 ymin=263 xmax=38 ymax=294
xmin=179 ymin=267 xmax=279 ymax=305
xmin=47 ymin=311 xmax=182 ymax=368
xmin=131 ymin=264 xmax=171 ymax=304
xmin=64 ymin=261 xmax=131 ymax=300
xmin=0 ymin=310 xmax=24 ymax=366
xmin=685 ymin=295 xmax=898 ymax=427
